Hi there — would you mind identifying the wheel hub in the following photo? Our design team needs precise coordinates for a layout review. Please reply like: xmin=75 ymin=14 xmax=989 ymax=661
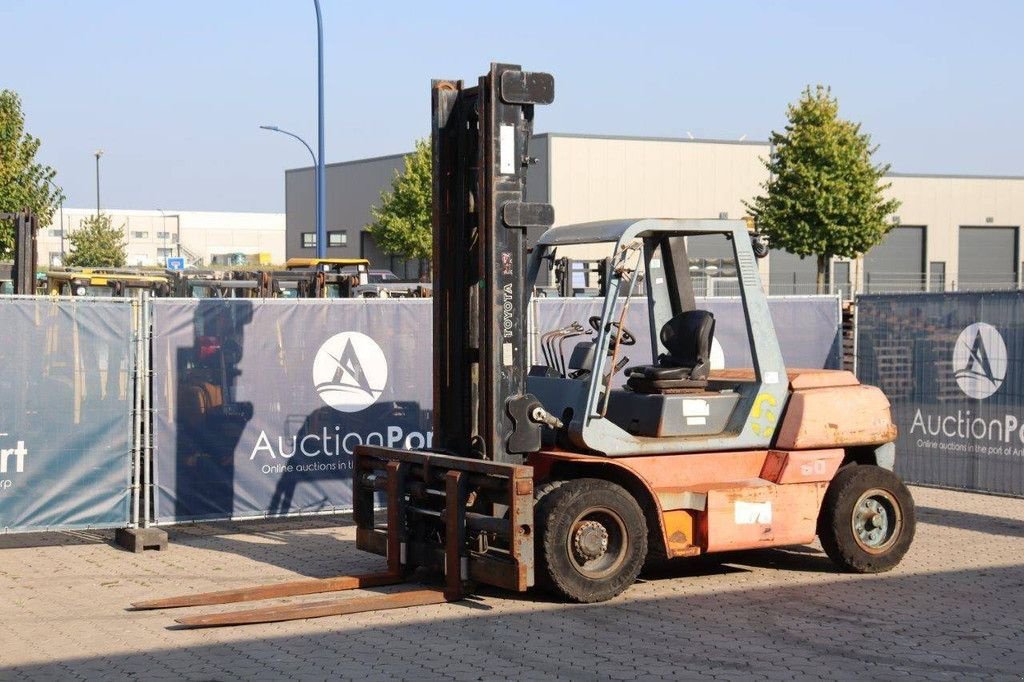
xmin=573 ymin=520 xmax=609 ymax=562
xmin=854 ymin=493 xmax=897 ymax=550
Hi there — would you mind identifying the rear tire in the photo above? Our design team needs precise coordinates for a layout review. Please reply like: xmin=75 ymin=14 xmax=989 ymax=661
xmin=818 ymin=464 xmax=915 ymax=573
xmin=535 ymin=478 xmax=647 ymax=603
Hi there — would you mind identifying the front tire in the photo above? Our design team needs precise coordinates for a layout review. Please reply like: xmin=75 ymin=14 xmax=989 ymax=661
xmin=818 ymin=464 xmax=916 ymax=573
xmin=535 ymin=478 xmax=647 ymax=603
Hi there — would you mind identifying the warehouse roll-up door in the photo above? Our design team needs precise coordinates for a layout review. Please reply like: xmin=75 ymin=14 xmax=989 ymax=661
xmin=863 ymin=226 xmax=926 ymax=293
xmin=687 ymin=234 xmax=740 ymax=296
xmin=958 ymin=226 xmax=1018 ymax=290
xmin=768 ymin=249 xmax=818 ymax=295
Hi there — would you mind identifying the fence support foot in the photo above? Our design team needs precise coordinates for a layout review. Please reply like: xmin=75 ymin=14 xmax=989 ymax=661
xmin=116 ymin=527 xmax=168 ymax=554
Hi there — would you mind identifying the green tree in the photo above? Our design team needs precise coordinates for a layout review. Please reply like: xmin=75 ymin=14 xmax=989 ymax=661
xmin=366 ymin=139 xmax=431 ymax=275
xmin=745 ymin=85 xmax=900 ymax=293
xmin=64 ymin=214 xmax=127 ymax=267
xmin=0 ymin=90 xmax=64 ymax=259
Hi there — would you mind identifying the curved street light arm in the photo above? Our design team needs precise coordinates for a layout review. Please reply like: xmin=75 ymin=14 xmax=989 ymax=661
xmin=259 ymin=125 xmax=317 ymax=167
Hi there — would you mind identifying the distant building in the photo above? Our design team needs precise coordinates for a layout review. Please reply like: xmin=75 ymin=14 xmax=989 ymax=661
xmin=39 ymin=209 xmax=286 ymax=267
xmin=285 ymin=153 xmax=407 ymax=269
xmin=285 ymin=133 xmax=1024 ymax=294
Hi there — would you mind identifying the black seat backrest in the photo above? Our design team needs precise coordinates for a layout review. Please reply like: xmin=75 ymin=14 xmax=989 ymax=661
xmin=567 ymin=341 xmax=596 ymax=372
xmin=659 ymin=310 xmax=715 ymax=374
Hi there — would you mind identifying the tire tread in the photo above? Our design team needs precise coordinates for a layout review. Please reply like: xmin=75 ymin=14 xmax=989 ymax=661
xmin=534 ymin=478 xmax=647 ymax=602
xmin=818 ymin=464 xmax=916 ymax=573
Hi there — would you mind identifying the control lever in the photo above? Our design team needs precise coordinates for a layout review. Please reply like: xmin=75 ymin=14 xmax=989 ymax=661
xmin=602 ymin=356 xmax=629 ymax=386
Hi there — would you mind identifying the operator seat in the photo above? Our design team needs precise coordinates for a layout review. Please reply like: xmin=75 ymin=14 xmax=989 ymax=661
xmin=626 ymin=310 xmax=715 ymax=393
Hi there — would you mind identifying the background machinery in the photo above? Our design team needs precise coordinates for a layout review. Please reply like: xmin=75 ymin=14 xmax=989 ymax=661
xmin=1 ymin=210 xmax=38 ymax=295
xmin=261 ymin=258 xmax=430 ymax=298
xmin=549 ymin=256 xmax=610 ymax=298
xmin=165 ymin=269 xmax=262 ymax=299
xmin=45 ymin=268 xmax=174 ymax=297
xmin=135 ymin=62 xmax=915 ymax=626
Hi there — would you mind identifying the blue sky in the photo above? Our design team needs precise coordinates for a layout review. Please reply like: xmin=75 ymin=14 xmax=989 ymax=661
xmin=2 ymin=0 xmax=1022 ymax=212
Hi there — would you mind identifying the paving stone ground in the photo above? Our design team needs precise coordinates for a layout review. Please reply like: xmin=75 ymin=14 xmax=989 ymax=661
xmin=0 ymin=485 xmax=1022 ymax=681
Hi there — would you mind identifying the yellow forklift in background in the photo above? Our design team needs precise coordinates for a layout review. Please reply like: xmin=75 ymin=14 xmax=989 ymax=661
xmin=45 ymin=269 xmax=173 ymax=298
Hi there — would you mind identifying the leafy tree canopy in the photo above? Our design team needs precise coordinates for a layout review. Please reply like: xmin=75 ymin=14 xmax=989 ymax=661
xmin=366 ymin=139 xmax=431 ymax=265
xmin=745 ymin=85 xmax=900 ymax=291
xmin=0 ymin=90 xmax=63 ymax=259
xmin=64 ymin=214 xmax=127 ymax=267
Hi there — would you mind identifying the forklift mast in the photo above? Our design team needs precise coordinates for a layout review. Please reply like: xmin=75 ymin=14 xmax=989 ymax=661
xmin=431 ymin=63 xmax=554 ymax=464
xmin=553 ymin=256 xmax=611 ymax=297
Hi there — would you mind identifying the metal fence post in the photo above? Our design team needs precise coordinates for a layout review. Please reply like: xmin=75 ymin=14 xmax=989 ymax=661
xmin=131 ymin=299 xmax=142 ymax=528
xmin=142 ymin=293 xmax=153 ymax=528
xmin=118 ymin=293 xmax=169 ymax=551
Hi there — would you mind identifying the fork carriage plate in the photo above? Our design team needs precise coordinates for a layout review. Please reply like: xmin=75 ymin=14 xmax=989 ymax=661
xmin=353 ymin=445 xmax=536 ymax=593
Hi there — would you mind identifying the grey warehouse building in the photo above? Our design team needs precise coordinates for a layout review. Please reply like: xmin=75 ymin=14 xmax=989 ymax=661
xmin=285 ymin=133 xmax=1024 ymax=294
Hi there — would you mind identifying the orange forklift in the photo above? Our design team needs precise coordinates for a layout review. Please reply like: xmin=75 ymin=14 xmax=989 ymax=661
xmin=136 ymin=63 xmax=914 ymax=626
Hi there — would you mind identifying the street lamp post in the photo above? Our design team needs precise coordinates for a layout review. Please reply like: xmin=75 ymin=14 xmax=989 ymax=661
xmin=313 ymin=0 xmax=327 ymax=260
xmin=94 ymin=150 xmax=103 ymax=217
xmin=259 ymin=3 xmax=327 ymax=259
xmin=260 ymin=125 xmax=319 ymax=252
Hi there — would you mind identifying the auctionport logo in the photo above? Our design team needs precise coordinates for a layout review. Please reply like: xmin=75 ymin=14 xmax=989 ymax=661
xmin=0 ymin=433 xmax=27 ymax=490
xmin=953 ymin=323 xmax=1006 ymax=400
xmin=312 ymin=332 xmax=388 ymax=412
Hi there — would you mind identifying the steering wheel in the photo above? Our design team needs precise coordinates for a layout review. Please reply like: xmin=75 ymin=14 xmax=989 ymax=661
xmin=588 ymin=315 xmax=636 ymax=346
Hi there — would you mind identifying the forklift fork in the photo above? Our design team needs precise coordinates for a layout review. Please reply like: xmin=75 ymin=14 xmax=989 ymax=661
xmin=131 ymin=462 xmax=458 ymax=627
xmin=131 ymin=452 xmax=532 ymax=628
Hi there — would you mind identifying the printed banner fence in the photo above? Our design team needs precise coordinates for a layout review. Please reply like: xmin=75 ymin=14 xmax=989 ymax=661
xmin=857 ymin=292 xmax=1024 ymax=496
xmin=11 ymin=291 xmax=1017 ymax=530
xmin=152 ymin=296 xmax=841 ymax=523
xmin=0 ymin=297 xmax=136 ymax=531
xmin=151 ymin=299 xmax=433 ymax=523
